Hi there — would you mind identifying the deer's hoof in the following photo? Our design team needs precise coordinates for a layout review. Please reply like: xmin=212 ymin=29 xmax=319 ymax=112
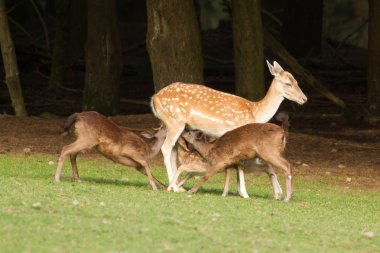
xmin=177 ymin=187 xmax=186 ymax=193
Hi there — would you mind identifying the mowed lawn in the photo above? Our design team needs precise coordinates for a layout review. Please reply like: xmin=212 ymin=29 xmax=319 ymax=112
xmin=0 ymin=154 xmax=379 ymax=253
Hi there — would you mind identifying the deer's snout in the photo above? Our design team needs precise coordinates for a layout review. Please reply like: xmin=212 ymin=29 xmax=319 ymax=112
xmin=300 ymin=95 xmax=307 ymax=104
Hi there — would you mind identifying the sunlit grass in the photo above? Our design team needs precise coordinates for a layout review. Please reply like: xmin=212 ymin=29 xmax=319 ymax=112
xmin=0 ymin=154 xmax=379 ymax=253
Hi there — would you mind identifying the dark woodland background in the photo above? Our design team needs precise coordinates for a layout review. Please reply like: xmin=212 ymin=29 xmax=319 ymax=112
xmin=0 ymin=0 xmax=378 ymax=121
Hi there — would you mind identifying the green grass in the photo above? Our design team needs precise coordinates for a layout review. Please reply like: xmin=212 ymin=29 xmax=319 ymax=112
xmin=0 ymin=154 xmax=379 ymax=253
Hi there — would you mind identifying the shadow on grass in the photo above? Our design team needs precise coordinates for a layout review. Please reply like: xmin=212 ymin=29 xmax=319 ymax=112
xmin=182 ymin=186 xmax=274 ymax=200
xmin=67 ymin=176 xmax=152 ymax=189
xmin=57 ymin=176 xmax=275 ymax=199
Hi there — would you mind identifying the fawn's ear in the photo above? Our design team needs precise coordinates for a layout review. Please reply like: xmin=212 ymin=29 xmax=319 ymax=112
xmin=177 ymin=137 xmax=190 ymax=152
xmin=275 ymin=111 xmax=289 ymax=123
xmin=194 ymin=131 xmax=204 ymax=140
xmin=140 ymin=131 xmax=154 ymax=139
xmin=204 ymin=135 xmax=217 ymax=143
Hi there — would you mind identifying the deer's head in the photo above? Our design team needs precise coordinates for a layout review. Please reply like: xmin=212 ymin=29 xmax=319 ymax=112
xmin=266 ymin=60 xmax=307 ymax=105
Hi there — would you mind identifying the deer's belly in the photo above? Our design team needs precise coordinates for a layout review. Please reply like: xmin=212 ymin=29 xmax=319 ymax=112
xmin=187 ymin=112 xmax=255 ymax=137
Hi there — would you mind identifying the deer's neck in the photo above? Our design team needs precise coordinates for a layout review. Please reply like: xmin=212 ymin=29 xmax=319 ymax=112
xmin=191 ymin=142 xmax=212 ymax=162
xmin=253 ymin=80 xmax=284 ymax=123
xmin=148 ymin=135 xmax=165 ymax=159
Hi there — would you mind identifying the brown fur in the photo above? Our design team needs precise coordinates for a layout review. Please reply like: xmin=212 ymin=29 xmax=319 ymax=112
xmin=55 ymin=111 xmax=166 ymax=191
xmin=182 ymin=116 xmax=293 ymax=201
xmin=172 ymin=136 xmax=282 ymax=199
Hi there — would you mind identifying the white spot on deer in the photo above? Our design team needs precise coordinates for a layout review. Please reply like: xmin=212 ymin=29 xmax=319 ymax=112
xmin=176 ymin=108 xmax=180 ymax=113
xmin=176 ymin=88 xmax=180 ymax=92
xmin=226 ymin=120 xmax=235 ymax=126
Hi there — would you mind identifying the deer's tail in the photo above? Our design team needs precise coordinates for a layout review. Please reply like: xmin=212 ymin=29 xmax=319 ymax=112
xmin=63 ymin=113 xmax=78 ymax=132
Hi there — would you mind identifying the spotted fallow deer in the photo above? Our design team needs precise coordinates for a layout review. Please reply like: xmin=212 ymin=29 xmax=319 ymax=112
xmin=151 ymin=60 xmax=307 ymax=191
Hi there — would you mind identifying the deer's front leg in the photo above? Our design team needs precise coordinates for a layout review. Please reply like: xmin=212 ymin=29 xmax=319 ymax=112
xmin=237 ymin=166 xmax=249 ymax=199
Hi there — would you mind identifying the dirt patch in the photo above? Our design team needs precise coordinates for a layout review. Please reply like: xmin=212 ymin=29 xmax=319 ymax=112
xmin=1 ymin=113 xmax=379 ymax=191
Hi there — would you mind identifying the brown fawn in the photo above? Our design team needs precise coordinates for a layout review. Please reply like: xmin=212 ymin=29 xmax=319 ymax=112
xmin=168 ymin=136 xmax=283 ymax=199
xmin=55 ymin=111 xmax=166 ymax=191
xmin=182 ymin=112 xmax=292 ymax=201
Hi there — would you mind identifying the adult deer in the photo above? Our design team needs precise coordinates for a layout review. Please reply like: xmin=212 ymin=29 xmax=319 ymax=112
xmin=151 ymin=60 xmax=307 ymax=191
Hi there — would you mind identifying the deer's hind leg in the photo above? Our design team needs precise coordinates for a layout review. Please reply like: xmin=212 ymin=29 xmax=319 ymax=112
xmin=55 ymin=139 xmax=95 ymax=182
xmin=70 ymin=153 xmax=81 ymax=182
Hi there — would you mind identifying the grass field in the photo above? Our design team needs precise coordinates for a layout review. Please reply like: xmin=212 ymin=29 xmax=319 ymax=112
xmin=0 ymin=154 xmax=379 ymax=253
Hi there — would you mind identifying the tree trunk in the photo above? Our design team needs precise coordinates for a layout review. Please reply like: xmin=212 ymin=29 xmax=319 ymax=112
xmin=0 ymin=0 xmax=27 ymax=116
xmin=282 ymin=0 xmax=323 ymax=57
xmin=69 ymin=0 xmax=87 ymax=61
xmin=146 ymin=0 xmax=203 ymax=91
xmin=83 ymin=0 xmax=122 ymax=115
xmin=49 ymin=0 xmax=72 ymax=90
xmin=49 ymin=0 xmax=86 ymax=90
xmin=231 ymin=0 xmax=265 ymax=101
xmin=368 ymin=0 xmax=380 ymax=115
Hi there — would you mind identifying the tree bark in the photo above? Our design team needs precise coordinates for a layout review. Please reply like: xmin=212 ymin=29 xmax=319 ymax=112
xmin=368 ymin=0 xmax=380 ymax=115
xmin=146 ymin=0 xmax=203 ymax=91
xmin=0 ymin=0 xmax=27 ymax=116
xmin=49 ymin=0 xmax=72 ymax=90
xmin=83 ymin=0 xmax=122 ymax=115
xmin=49 ymin=0 xmax=86 ymax=90
xmin=69 ymin=0 xmax=87 ymax=61
xmin=231 ymin=0 xmax=265 ymax=101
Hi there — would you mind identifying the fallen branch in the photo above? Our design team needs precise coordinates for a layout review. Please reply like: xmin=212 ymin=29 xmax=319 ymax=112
xmin=264 ymin=31 xmax=352 ymax=117
xmin=120 ymin=98 xmax=150 ymax=106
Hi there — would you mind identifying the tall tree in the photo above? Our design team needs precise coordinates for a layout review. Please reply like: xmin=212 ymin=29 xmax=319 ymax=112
xmin=0 ymin=0 xmax=27 ymax=116
xmin=282 ymin=0 xmax=323 ymax=57
xmin=231 ymin=0 xmax=265 ymax=101
xmin=49 ymin=0 xmax=86 ymax=90
xmin=368 ymin=0 xmax=380 ymax=115
xmin=49 ymin=0 xmax=72 ymax=90
xmin=83 ymin=0 xmax=122 ymax=115
xmin=146 ymin=0 xmax=203 ymax=91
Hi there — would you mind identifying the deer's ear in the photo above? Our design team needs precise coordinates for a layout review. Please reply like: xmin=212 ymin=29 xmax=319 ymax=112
xmin=141 ymin=131 xmax=154 ymax=139
xmin=177 ymin=137 xmax=190 ymax=151
xmin=273 ymin=61 xmax=284 ymax=74
xmin=205 ymin=136 xmax=217 ymax=143
xmin=266 ymin=60 xmax=276 ymax=76
xmin=195 ymin=131 xmax=204 ymax=140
